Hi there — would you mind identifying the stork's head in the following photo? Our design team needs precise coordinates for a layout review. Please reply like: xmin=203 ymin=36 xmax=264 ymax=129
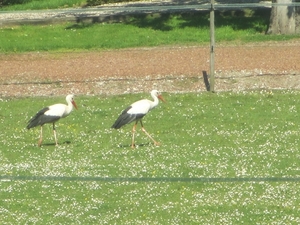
xmin=151 ymin=90 xmax=165 ymax=103
xmin=66 ymin=94 xmax=78 ymax=110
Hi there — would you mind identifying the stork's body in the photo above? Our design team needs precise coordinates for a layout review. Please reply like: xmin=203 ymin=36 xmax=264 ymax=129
xmin=27 ymin=94 xmax=77 ymax=147
xmin=111 ymin=90 xmax=165 ymax=148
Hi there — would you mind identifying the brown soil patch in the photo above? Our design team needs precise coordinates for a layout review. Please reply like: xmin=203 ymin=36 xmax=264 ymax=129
xmin=1 ymin=40 xmax=300 ymax=97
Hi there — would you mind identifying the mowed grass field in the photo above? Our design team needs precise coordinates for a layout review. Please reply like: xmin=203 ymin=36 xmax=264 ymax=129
xmin=1 ymin=90 xmax=300 ymax=224
xmin=2 ymin=9 xmax=300 ymax=53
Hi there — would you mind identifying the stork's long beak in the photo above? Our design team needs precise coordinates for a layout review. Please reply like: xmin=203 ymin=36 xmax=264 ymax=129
xmin=72 ymin=100 xmax=78 ymax=109
xmin=158 ymin=95 xmax=166 ymax=103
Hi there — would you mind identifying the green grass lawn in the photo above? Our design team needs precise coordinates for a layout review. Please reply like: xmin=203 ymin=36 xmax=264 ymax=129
xmin=1 ymin=9 xmax=300 ymax=53
xmin=1 ymin=90 xmax=300 ymax=224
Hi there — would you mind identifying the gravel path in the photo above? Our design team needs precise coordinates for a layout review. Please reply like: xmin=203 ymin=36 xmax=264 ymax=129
xmin=1 ymin=40 xmax=300 ymax=97
xmin=0 ymin=0 xmax=270 ymax=26
xmin=0 ymin=1 xmax=205 ymax=26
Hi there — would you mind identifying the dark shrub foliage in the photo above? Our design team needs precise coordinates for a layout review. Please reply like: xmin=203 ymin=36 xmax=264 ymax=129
xmin=1 ymin=0 xmax=32 ymax=6
xmin=0 ymin=0 xmax=139 ymax=7
xmin=86 ymin=0 xmax=139 ymax=6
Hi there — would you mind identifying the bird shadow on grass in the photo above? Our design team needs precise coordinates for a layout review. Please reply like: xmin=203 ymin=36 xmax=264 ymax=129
xmin=42 ymin=141 xmax=71 ymax=146
xmin=117 ymin=143 xmax=150 ymax=148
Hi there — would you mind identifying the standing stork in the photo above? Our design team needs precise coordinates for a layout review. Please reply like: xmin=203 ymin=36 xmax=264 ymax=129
xmin=26 ymin=94 xmax=78 ymax=147
xmin=111 ymin=90 xmax=165 ymax=148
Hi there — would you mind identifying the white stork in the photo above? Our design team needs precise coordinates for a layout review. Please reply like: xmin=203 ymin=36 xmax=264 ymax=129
xmin=111 ymin=90 xmax=165 ymax=148
xmin=26 ymin=94 xmax=78 ymax=147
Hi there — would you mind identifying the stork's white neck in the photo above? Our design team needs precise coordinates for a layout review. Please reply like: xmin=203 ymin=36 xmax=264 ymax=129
xmin=150 ymin=92 xmax=159 ymax=110
xmin=63 ymin=99 xmax=74 ymax=117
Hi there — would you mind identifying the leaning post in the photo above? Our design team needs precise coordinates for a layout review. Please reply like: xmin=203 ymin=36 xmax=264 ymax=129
xmin=210 ymin=0 xmax=215 ymax=92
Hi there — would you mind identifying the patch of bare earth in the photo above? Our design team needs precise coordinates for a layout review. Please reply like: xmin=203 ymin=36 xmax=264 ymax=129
xmin=1 ymin=40 xmax=300 ymax=97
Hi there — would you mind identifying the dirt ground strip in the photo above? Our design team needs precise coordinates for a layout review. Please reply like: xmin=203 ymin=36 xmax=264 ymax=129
xmin=1 ymin=40 xmax=300 ymax=97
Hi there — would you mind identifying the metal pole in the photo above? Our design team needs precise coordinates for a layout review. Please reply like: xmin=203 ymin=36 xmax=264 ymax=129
xmin=210 ymin=0 xmax=215 ymax=92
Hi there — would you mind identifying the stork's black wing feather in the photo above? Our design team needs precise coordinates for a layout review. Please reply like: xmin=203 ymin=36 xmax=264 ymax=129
xmin=26 ymin=107 xmax=60 ymax=129
xmin=111 ymin=106 xmax=145 ymax=129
